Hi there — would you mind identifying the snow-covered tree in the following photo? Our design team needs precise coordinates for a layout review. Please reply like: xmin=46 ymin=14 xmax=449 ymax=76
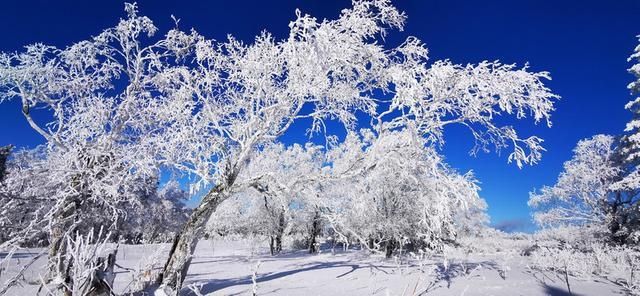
xmin=0 ymin=1 xmax=557 ymax=293
xmin=532 ymin=37 xmax=640 ymax=244
xmin=0 ymin=4 xmax=192 ymax=293
xmin=0 ymin=147 xmax=56 ymax=247
xmin=529 ymin=135 xmax=620 ymax=232
xmin=243 ymin=143 xmax=324 ymax=254
xmin=323 ymin=129 xmax=486 ymax=257
xmin=212 ymin=132 xmax=487 ymax=257
xmin=0 ymin=145 xmax=190 ymax=245
xmin=604 ymin=35 xmax=640 ymax=243
xmin=616 ymin=35 xmax=640 ymax=191
xmin=150 ymin=0 xmax=556 ymax=289
xmin=116 ymin=178 xmax=191 ymax=244
xmin=209 ymin=143 xmax=324 ymax=254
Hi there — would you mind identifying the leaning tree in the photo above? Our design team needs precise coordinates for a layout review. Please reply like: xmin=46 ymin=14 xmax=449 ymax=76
xmin=145 ymin=1 xmax=557 ymax=293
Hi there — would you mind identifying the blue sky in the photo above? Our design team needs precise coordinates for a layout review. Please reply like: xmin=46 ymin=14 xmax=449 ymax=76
xmin=0 ymin=0 xmax=639 ymax=232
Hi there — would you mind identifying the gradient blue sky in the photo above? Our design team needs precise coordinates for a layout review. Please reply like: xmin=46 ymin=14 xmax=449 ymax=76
xmin=0 ymin=0 xmax=639 ymax=232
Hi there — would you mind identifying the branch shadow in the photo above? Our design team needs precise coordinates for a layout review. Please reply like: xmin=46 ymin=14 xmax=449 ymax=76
xmin=186 ymin=260 xmax=363 ymax=295
xmin=184 ymin=256 xmax=505 ymax=296
xmin=525 ymin=268 xmax=592 ymax=296
xmin=543 ymin=285 xmax=586 ymax=296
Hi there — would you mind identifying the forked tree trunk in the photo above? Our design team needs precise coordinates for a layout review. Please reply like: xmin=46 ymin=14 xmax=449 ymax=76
xmin=269 ymin=209 xmax=285 ymax=255
xmin=156 ymin=184 xmax=230 ymax=294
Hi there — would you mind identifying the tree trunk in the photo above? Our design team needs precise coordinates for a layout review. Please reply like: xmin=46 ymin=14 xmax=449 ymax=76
xmin=274 ymin=235 xmax=282 ymax=254
xmin=47 ymin=196 xmax=78 ymax=295
xmin=268 ymin=209 xmax=285 ymax=255
xmin=156 ymin=184 xmax=230 ymax=294
xmin=308 ymin=210 xmax=321 ymax=254
xmin=0 ymin=145 xmax=12 ymax=183
xmin=269 ymin=236 xmax=276 ymax=256
xmin=275 ymin=209 xmax=284 ymax=254
xmin=385 ymin=240 xmax=395 ymax=258
xmin=564 ymin=266 xmax=572 ymax=295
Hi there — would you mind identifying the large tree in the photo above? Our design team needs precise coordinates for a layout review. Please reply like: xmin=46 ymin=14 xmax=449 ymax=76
xmin=0 ymin=4 xmax=189 ymax=293
xmin=148 ymin=1 xmax=556 ymax=291
xmin=0 ymin=1 xmax=557 ymax=294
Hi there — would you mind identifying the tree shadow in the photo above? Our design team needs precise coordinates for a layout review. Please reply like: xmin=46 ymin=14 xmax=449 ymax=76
xmin=187 ymin=260 xmax=363 ymax=295
xmin=526 ymin=268 xmax=600 ymax=296
xmin=543 ymin=285 xmax=586 ymax=296
xmin=185 ymin=255 xmax=505 ymax=296
xmin=0 ymin=251 xmax=43 ymax=259
xmin=431 ymin=260 xmax=501 ymax=289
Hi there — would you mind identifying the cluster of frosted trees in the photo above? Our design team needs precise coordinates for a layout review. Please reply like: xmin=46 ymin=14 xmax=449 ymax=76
xmin=209 ymin=130 xmax=488 ymax=257
xmin=0 ymin=1 xmax=558 ymax=295
xmin=0 ymin=145 xmax=190 ymax=246
xmin=529 ymin=37 xmax=640 ymax=245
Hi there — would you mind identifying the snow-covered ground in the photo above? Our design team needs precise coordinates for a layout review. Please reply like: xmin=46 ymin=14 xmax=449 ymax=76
xmin=1 ymin=238 xmax=628 ymax=295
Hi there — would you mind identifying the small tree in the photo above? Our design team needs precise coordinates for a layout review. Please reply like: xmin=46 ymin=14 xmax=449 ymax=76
xmin=531 ymin=36 xmax=640 ymax=244
xmin=530 ymin=246 xmax=594 ymax=295
xmin=323 ymin=129 xmax=486 ymax=257
xmin=210 ymin=143 xmax=324 ymax=255
xmin=529 ymin=135 xmax=619 ymax=229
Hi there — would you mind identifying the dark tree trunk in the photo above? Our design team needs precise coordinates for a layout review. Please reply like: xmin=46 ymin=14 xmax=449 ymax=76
xmin=608 ymin=192 xmax=630 ymax=245
xmin=269 ymin=209 xmax=285 ymax=255
xmin=269 ymin=236 xmax=275 ymax=256
xmin=367 ymin=237 xmax=375 ymax=250
xmin=308 ymin=210 xmax=321 ymax=254
xmin=275 ymin=209 xmax=284 ymax=253
xmin=564 ymin=266 xmax=572 ymax=295
xmin=384 ymin=240 xmax=395 ymax=258
xmin=156 ymin=184 xmax=231 ymax=294
xmin=0 ymin=145 xmax=12 ymax=183
xmin=274 ymin=235 xmax=282 ymax=254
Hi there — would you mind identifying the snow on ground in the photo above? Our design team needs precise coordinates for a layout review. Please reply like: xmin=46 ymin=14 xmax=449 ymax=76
xmin=1 ymin=238 xmax=629 ymax=295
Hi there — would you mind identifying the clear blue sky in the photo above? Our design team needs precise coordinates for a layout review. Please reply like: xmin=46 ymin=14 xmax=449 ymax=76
xmin=0 ymin=0 xmax=638 ymax=232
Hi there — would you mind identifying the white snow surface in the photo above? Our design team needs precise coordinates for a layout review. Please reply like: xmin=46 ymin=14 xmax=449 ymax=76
xmin=1 ymin=238 xmax=628 ymax=296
